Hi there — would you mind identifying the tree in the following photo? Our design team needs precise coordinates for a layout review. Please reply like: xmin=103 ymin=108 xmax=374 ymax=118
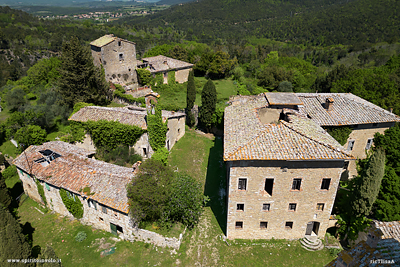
xmin=57 ymin=36 xmax=110 ymax=108
xmin=127 ymin=159 xmax=174 ymax=224
xmin=199 ymin=79 xmax=216 ymax=132
xmin=5 ymin=86 xmax=27 ymax=112
xmin=351 ymin=148 xmax=385 ymax=217
xmin=0 ymin=173 xmax=12 ymax=209
xmin=277 ymin=81 xmax=293 ymax=92
xmin=186 ymin=70 xmax=196 ymax=111
xmin=136 ymin=68 xmax=151 ymax=86
xmin=37 ymin=245 xmax=62 ymax=267
xmin=0 ymin=204 xmax=32 ymax=264
xmin=14 ymin=125 xmax=47 ymax=148
xmin=147 ymin=106 xmax=168 ymax=152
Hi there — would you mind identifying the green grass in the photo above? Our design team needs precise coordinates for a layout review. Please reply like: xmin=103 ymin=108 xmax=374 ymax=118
xmin=15 ymin=129 xmax=336 ymax=266
xmin=0 ymin=140 xmax=19 ymax=158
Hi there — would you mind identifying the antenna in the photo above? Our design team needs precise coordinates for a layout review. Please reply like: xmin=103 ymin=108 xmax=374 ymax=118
xmin=20 ymin=143 xmax=33 ymax=175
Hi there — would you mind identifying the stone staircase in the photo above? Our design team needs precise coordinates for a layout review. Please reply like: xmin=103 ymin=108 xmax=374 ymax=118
xmin=300 ymin=235 xmax=324 ymax=251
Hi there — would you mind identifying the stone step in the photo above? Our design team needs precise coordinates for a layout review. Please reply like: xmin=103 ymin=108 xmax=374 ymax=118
xmin=300 ymin=241 xmax=324 ymax=251
xmin=304 ymin=235 xmax=318 ymax=243
xmin=301 ymin=238 xmax=319 ymax=246
xmin=300 ymin=239 xmax=324 ymax=250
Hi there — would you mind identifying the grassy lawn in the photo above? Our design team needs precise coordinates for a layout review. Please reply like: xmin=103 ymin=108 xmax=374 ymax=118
xmin=14 ymin=128 xmax=336 ymax=266
xmin=0 ymin=140 xmax=19 ymax=158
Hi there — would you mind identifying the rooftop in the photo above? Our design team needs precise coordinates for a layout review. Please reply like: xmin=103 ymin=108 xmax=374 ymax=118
xmin=224 ymin=94 xmax=354 ymax=161
xmin=13 ymin=141 xmax=138 ymax=214
xmin=297 ymin=93 xmax=400 ymax=126
xmin=265 ymin=92 xmax=303 ymax=106
xmin=90 ymin=34 xmax=136 ymax=48
xmin=141 ymin=55 xmax=193 ymax=73
xmin=69 ymin=106 xmax=185 ymax=130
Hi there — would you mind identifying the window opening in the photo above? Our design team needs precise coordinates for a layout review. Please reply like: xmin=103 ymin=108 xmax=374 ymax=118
xmin=317 ymin=203 xmax=325 ymax=211
xmin=285 ymin=222 xmax=293 ymax=229
xmin=102 ymin=205 xmax=107 ymax=214
xmin=236 ymin=203 xmax=244 ymax=211
xmin=238 ymin=178 xmax=247 ymax=190
xmin=366 ymin=138 xmax=373 ymax=150
xmin=321 ymin=178 xmax=331 ymax=190
xmin=262 ymin=203 xmax=270 ymax=211
xmin=118 ymin=41 xmax=121 ymax=46
xmin=260 ymin=222 xmax=268 ymax=229
xmin=288 ymin=203 xmax=297 ymax=211
xmin=119 ymin=53 xmax=123 ymax=60
xmin=264 ymin=178 xmax=274 ymax=195
xmin=348 ymin=140 xmax=355 ymax=151
xmin=235 ymin=221 xmax=243 ymax=229
xmin=116 ymin=225 xmax=123 ymax=233
xmin=292 ymin=178 xmax=301 ymax=190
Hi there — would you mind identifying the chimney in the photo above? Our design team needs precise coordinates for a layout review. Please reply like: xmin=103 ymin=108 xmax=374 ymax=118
xmin=325 ymin=98 xmax=334 ymax=111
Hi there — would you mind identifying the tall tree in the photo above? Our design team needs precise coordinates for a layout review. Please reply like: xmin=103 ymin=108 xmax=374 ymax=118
xmin=37 ymin=245 xmax=62 ymax=267
xmin=0 ymin=204 xmax=32 ymax=264
xmin=0 ymin=172 xmax=12 ymax=209
xmin=186 ymin=70 xmax=195 ymax=111
xmin=199 ymin=79 xmax=216 ymax=132
xmin=147 ymin=105 xmax=168 ymax=152
xmin=57 ymin=36 xmax=110 ymax=108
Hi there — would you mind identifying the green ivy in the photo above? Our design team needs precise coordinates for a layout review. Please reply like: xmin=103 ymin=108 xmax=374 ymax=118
xmin=85 ymin=120 xmax=145 ymax=150
xmin=168 ymin=71 xmax=176 ymax=85
xmin=70 ymin=102 xmax=95 ymax=117
xmin=113 ymin=90 xmax=145 ymax=107
xmin=60 ymin=188 xmax=84 ymax=219
xmin=147 ymin=106 xmax=168 ymax=152
xmin=136 ymin=69 xmax=152 ymax=86
xmin=35 ymin=179 xmax=47 ymax=206
xmin=325 ymin=126 xmax=353 ymax=146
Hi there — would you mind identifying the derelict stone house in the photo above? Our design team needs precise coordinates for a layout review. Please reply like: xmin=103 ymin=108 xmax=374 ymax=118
xmin=13 ymin=141 xmax=138 ymax=239
xmin=139 ymin=55 xmax=193 ymax=84
xmin=224 ymin=93 xmax=355 ymax=240
xmin=69 ymin=106 xmax=186 ymax=158
xmin=90 ymin=34 xmax=139 ymax=85
xmin=13 ymin=141 xmax=184 ymax=249
xmin=296 ymin=93 xmax=400 ymax=177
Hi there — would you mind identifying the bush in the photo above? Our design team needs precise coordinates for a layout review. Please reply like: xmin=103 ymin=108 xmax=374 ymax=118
xmin=151 ymin=147 xmax=169 ymax=166
xmin=96 ymin=145 xmax=142 ymax=166
xmin=26 ymin=93 xmax=37 ymax=100
xmin=75 ymin=231 xmax=87 ymax=242
xmin=2 ymin=165 xmax=16 ymax=180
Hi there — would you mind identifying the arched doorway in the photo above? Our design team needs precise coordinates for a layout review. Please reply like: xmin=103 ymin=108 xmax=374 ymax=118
xmin=305 ymin=221 xmax=320 ymax=236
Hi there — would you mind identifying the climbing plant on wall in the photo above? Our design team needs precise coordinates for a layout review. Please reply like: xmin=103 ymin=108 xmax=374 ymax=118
xmin=85 ymin=120 xmax=145 ymax=150
xmin=59 ymin=188 xmax=84 ymax=219
xmin=147 ymin=106 xmax=168 ymax=152
xmin=35 ymin=179 xmax=47 ymax=206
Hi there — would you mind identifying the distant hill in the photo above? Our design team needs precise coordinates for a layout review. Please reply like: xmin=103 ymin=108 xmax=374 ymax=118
xmin=117 ymin=0 xmax=400 ymax=46
xmin=156 ymin=0 xmax=195 ymax=6
xmin=0 ymin=0 xmax=156 ymax=7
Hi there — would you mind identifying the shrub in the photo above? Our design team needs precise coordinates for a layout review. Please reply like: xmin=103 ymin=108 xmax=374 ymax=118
xmin=60 ymin=188 xmax=84 ymax=219
xmin=151 ymin=147 xmax=169 ymax=166
xmin=75 ymin=231 xmax=87 ymax=242
xmin=35 ymin=179 xmax=47 ymax=206
xmin=26 ymin=93 xmax=37 ymax=100
xmin=2 ymin=165 xmax=16 ymax=180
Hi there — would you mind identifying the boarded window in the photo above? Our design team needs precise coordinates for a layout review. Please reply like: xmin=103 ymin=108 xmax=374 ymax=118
xmin=260 ymin=222 xmax=268 ymax=229
xmin=292 ymin=178 xmax=301 ymax=190
xmin=288 ymin=203 xmax=297 ymax=211
xmin=348 ymin=140 xmax=355 ymax=151
xmin=262 ymin=203 xmax=270 ymax=211
xmin=317 ymin=203 xmax=325 ymax=211
xmin=236 ymin=203 xmax=244 ymax=211
xmin=235 ymin=221 xmax=243 ymax=229
xmin=264 ymin=178 xmax=274 ymax=195
xmin=238 ymin=178 xmax=247 ymax=190
xmin=102 ymin=205 xmax=107 ymax=214
xmin=366 ymin=138 xmax=373 ymax=150
xmin=285 ymin=221 xmax=293 ymax=229
xmin=321 ymin=178 xmax=331 ymax=190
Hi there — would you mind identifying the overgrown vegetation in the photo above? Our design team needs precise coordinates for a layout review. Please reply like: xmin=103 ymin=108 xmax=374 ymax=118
xmin=147 ymin=106 xmax=168 ymax=152
xmin=35 ymin=179 xmax=47 ymax=206
xmin=95 ymin=145 xmax=142 ymax=167
xmin=59 ymin=189 xmax=84 ymax=219
xmin=325 ymin=127 xmax=353 ymax=146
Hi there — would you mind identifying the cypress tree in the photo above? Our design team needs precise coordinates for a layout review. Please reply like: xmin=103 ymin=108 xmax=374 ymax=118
xmin=199 ymin=79 xmax=216 ymax=132
xmin=58 ymin=36 xmax=110 ymax=108
xmin=186 ymin=70 xmax=196 ymax=111
xmin=37 ymin=245 xmax=62 ymax=267
xmin=351 ymin=148 xmax=385 ymax=217
xmin=0 ymin=172 xmax=12 ymax=209
xmin=0 ymin=204 xmax=32 ymax=264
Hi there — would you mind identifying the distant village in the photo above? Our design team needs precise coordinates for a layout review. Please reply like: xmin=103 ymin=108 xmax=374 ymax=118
xmin=39 ymin=10 xmax=155 ymax=21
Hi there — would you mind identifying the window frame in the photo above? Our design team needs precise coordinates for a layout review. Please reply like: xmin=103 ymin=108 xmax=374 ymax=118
xmin=321 ymin=178 xmax=331 ymax=190
xmin=235 ymin=221 xmax=243 ymax=229
xmin=347 ymin=140 xmax=355 ymax=151
xmin=238 ymin=178 xmax=247 ymax=191
xmin=260 ymin=221 xmax=268 ymax=229
xmin=285 ymin=221 xmax=293 ymax=229
xmin=291 ymin=178 xmax=302 ymax=191
xmin=236 ymin=203 xmax=244 ymax=211
xmin=262 ymin=203 xmax=271 ymax=211
xmin=288 ymin=203 xmax=297 ymax=211
xmin=366 ymin=138 xmax=373 ymax=150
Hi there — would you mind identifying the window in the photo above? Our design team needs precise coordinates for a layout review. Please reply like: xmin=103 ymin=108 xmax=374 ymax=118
xmin=143 ymin=147 xmax=147 ymax=156
xmin=260 ymin=222 xmax=268 ymax=229
xmin=88 ymin=199 xmax=97 ymax=210
xmin=321 ymin=178 xmax=331 ymax=190
xmin=99 ymin=217 xmax=104 ymax=222
xmin=102 ymin=205 xmax=107 ymax=214
xmin=264 ymin=178 xmax=274 ymax=195
xmin=238 ymin=178 xmax=247 ymax=190
xmin=235 ymin=221 xmax=243 ymax=229
xmin=366 ymin=138 xmax=373 ymax=150
xmin=119 ymin=53 xmax=124 ymax=60
xmin=262 ymin=203 xmax=270 ymax=211
xmin=292 ymin=178 xmax=301 ymax=190
xmin=116 ymin=225 xmax=123 ymax=233
xmin=348 ymin=140 xmax=355 ymax=151
xmin=285 ymin=222 xmax=293 ymax=229
xmin=317 ymin=203 xmax=325 ymax=211
xmin=344 ymin=161 xmax=349 ymax=169
xmin=118 ymin=41 xmax=121 ymax=46
xmin=288 ymin=203 xmax=297 ymax=211
xmin=236 ymin=203 xmax=244 ymax=211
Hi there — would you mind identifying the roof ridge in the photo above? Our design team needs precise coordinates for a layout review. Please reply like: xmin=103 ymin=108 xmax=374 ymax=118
xmin=280 ymin=120 xmax=353 ymax=158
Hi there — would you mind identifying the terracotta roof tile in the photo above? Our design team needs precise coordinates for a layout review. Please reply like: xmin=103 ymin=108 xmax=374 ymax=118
xmin=141 ymin=55 xmax=193 ymax=73
xmin=13 ymin=141 xmax=139 ymax=214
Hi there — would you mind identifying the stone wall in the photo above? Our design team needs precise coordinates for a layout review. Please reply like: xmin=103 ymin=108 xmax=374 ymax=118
xmin=133 ymin=132 xmax=154 ymax=158
xmin=92 ymin=39 xmax=138 ymax=85
xmin=226 ymin=160 xmax=344 ymax=240
xmin=344 ymin=122 xmax=394 ymax=178
xmin=74 ymin=133 xmax=96 ymax=152
xmin=166 ymin=116 xmax=186 ymax=151
xmin=16 ymin=168 xmax=184 ymax=249
xmin=175 ymin=68 xmax=192 ymax=83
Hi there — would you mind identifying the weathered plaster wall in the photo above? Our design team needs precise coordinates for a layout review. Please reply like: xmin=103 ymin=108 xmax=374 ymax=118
xmin=226 ymin=160 xmax=344 ymax=240
xmin=74 ymin=133 xmax=96 ymax=153
xmin=165 ymin=116 xmax=186 ymax=151
xmin=344 ymin=122 xmax=394 ymax=178
xmin=133 ymin=132 xmax=153 ymax=158
xmin=175 ymin=68 xmax=192 ymax=83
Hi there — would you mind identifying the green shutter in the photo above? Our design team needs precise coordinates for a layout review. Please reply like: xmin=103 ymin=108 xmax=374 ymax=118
xmin=110 ymin=223 xmax=117 ymax=236
xmin=45 ymin=183 xmax=50 ymax=191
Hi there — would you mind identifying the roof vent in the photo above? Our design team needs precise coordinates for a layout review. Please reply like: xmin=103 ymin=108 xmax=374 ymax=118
xmin=325 ymin=98 xmax=334 ymax=111
xmin=35 ymin=150 xmax=61 ymax=167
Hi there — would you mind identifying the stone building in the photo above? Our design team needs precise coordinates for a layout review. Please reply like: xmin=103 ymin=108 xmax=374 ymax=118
xmin=90 ymin=34 xmax=139 ymax=85
xmin=13 ymin=141 xmax=185 ymax=249
xmin=69 ymin=106 xmax=186 ymax=158
xmin=224 ymin=93 xmax=355 ymax=240
xmin=139 ymin=55 xmax=193 ymax=84
xmin=297 ymin=93 xmax=400 ymax=177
